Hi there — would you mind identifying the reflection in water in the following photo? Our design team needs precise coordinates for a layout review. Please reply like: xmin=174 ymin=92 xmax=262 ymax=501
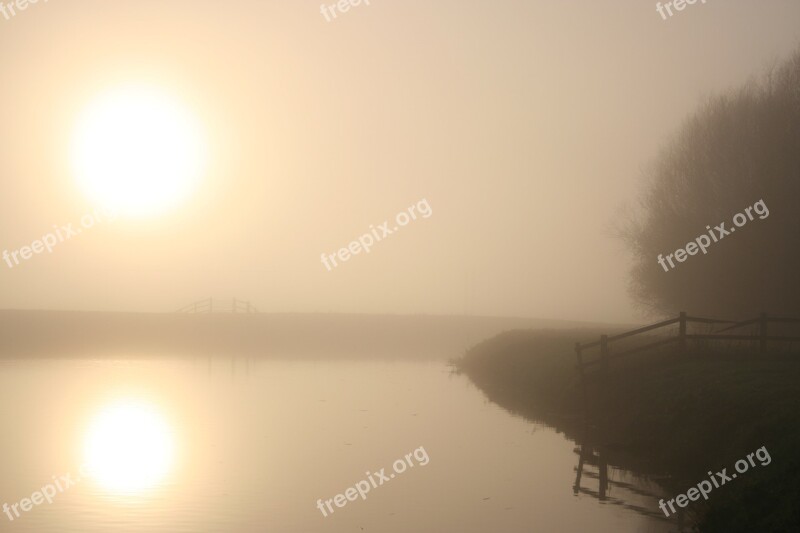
xmin=0 ymin=359 xmax=676 ymax=532
xmin=572 ymin=435 xmax=686 ymax=532
xmin=83 ymin=400 xmax=175 ymax=495
xmin=573 ymin=440 xmax=608 ymax=501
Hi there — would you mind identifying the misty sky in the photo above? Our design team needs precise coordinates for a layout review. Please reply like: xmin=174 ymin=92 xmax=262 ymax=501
xmin=0 ymin=0 xmax=799 ymax=322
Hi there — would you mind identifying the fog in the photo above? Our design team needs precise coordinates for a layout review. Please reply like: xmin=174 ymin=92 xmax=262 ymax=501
xmin=1 ymin=0 xmax=799 ymax=322
xmin=3 ymin=3 xmax=800 ymax=533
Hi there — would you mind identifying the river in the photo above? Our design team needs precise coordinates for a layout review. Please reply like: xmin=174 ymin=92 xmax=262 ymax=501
xmin=0 ymin=358 xmax=676 ymax=532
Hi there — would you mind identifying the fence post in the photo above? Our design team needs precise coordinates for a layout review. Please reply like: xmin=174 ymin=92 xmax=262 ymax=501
xmin=575 ymin=343 xmax=589 ymax=415
xmin=600 ymin=335 xmax=609 ymax=371
xmin=679 ymin=312 xmax=687 ymax=355
xmin=759 ymin=312 xmax=767 ymax=355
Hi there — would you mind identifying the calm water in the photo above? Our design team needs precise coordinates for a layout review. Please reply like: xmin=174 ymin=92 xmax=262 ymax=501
xmin=0 ymin=357 xmax=675 ymax=532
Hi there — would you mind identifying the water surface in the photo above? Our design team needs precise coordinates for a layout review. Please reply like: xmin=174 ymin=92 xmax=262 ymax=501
xmin=0 ymin=357 xmax=674 ymax=532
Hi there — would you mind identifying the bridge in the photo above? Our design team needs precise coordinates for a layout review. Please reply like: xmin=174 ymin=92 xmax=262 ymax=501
xmin=176 ymin=297 xmax=259 ymax=314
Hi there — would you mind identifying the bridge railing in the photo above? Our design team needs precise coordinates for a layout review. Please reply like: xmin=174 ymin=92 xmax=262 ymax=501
xmin=176 ymin=298 xmax=258 ymax=314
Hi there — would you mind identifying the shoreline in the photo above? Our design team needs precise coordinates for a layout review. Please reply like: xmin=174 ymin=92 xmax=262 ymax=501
xmin=455 ymin=328 xmax=800 ymax=531
xmin=0 ymin=310 xmax=616 ymax=359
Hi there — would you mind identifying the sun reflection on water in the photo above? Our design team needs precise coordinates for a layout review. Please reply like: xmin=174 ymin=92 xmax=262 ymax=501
xmin=82 ymin=399 xmax=176 ymax=495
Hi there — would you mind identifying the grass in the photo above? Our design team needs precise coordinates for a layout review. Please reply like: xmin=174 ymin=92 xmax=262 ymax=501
xmin=454 ymin=328 xmax=800 ymax=532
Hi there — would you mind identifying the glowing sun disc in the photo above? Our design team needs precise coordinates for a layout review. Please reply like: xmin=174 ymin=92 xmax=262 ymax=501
xmin=71 ymin=85 xmax=207 ymax=217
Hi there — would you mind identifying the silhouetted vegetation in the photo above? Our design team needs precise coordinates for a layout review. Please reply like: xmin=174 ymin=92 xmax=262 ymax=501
xmin=456 ymin=329 xmax=800 ymax=532
xmin=621 ymin=47 xmax=800 ymax=318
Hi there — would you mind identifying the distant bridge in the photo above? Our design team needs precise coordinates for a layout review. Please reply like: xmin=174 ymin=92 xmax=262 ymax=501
xmin=176 ymin=297 xmax=259 ymax=314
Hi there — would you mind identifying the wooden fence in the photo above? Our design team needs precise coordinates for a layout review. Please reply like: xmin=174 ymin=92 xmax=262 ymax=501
xmin=573 ymin=311 xmax=800 ymax=416
xmin=575 ymin=312 xmax=800 ymax=376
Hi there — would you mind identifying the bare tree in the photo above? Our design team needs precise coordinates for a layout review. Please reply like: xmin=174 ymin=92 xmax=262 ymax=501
xmin=622 ymin=48 xmax=800 ymax=318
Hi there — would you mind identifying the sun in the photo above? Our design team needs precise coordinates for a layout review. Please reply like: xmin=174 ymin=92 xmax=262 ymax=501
xmin=83 ymin=400 xmax=175 ymax=494
xmin=71 ymin=85 xmax=207 ymax=217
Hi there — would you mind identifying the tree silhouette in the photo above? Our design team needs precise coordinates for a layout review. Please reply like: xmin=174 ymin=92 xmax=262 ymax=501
xmin=622 ymin=48 xmax=800 ymax=318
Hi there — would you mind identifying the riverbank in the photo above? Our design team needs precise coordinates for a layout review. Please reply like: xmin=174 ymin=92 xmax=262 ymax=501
xmin=455 ymin=328 xmax=800 ymax=532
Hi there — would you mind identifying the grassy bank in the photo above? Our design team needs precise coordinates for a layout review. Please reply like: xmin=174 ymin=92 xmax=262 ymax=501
xmin=455 ymin=329 xmax=800 ymax=532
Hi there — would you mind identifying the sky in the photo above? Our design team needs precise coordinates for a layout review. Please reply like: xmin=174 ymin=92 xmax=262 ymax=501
xmin=0 ymin=0 xmax=798 ymax=322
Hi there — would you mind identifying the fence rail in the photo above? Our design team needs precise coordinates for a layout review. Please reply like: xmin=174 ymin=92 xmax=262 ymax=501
xmin=573 ymin=312 xmax=800 ymax=416
xmin=576 ymin=312 xmax=800 ymax=374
